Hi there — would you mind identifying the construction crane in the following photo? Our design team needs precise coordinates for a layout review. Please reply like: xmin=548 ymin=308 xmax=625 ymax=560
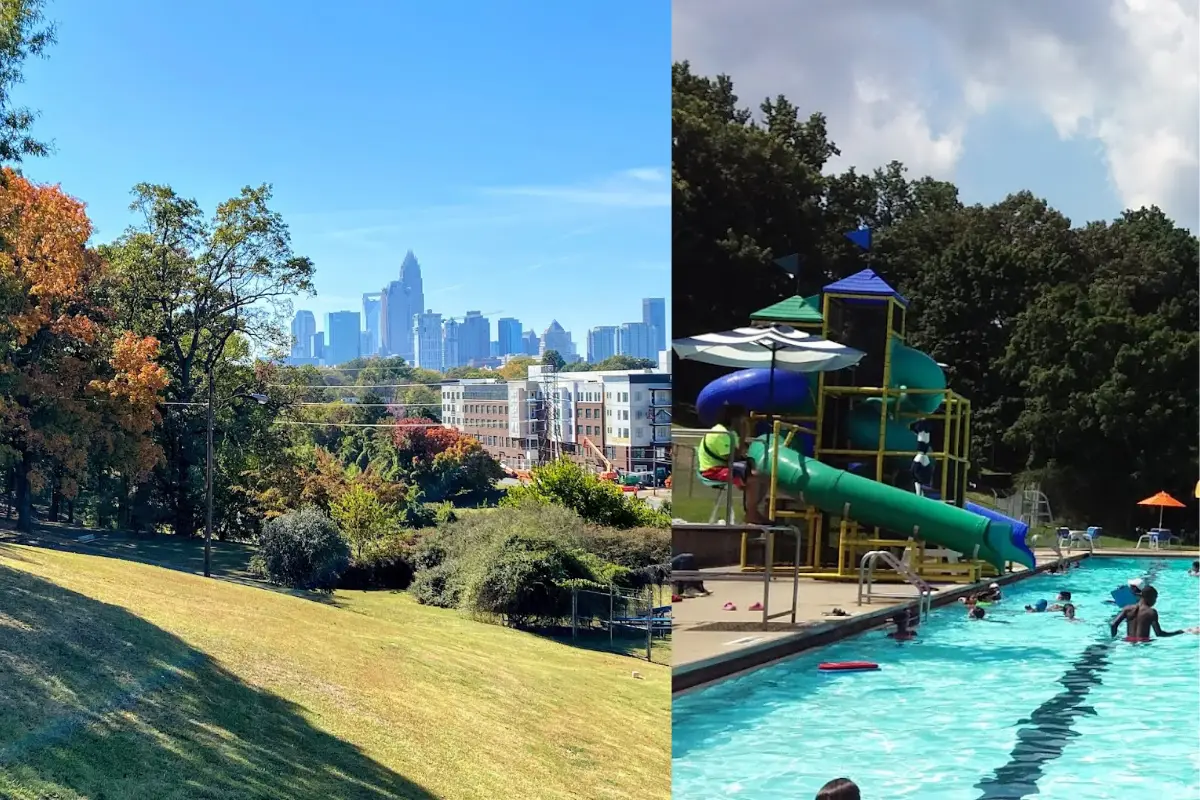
xmin=581 ymin=436 xmax=618 ymax=482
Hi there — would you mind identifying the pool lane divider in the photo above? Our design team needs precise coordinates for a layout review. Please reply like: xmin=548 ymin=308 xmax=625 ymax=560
xmin=673 ymin=553 xmax=1092 ymax=695
xmin=973 ymin=642 xmax=1112 ymax=799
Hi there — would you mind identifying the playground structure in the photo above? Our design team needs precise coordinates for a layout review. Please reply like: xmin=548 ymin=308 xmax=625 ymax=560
xmin=687 ymin=268 xmax=1035 ymax=584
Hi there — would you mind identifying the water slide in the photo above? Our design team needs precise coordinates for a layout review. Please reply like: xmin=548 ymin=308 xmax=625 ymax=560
xmin=963 ymin=501 xmax=1035 ymax=571
xmin=746 ymin=435 xmax=1035 ymax=572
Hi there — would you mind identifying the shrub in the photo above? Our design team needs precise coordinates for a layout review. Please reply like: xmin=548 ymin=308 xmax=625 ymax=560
xmin=501 ymin=458 xmax=669 ymax=529
xmin=574 ymin=525 xmax=671 ymax=569
xmin=458 ymin=534 xmax=595 ymax=627
xmin=252 ymin=507 xmax=350 ymax=591
xmin=330 ymin=483 xmax=395 ymax=559
xmin=337 ymin=531 xmax=421 ymax=590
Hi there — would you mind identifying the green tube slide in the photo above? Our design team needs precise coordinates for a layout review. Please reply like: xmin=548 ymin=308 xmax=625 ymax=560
xmin=748 ymin=435 xmax=1033 ymax=571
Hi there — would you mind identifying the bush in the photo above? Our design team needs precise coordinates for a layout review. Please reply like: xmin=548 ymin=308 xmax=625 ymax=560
xmin=252 ymin=507 xmax=350 ymax=591
xmin=501 ymin=458 xmax=670 ymax=529
xmin=574 ymin=526 xmax=671 ymax=569
xmin=407 ymin=503 xmax=620 ymax=626
xmin=337 ymin=531 xmax=421 ymax=590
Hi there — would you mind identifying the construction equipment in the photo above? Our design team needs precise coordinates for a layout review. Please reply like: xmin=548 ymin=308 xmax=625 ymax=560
xmin=581 ymin=436 xmax=619 ymax=481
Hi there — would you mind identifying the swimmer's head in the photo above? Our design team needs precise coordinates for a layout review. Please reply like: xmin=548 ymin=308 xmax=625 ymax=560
xmin=1193 ymin=561 xmax=1198 ymax=571
xmin=1057 ymin=591 xmax=1071 ymax=601
xmin=816 ymin=777 xmax=861 ymax=800
xmin=1034 ymin=599 xmax=1048 ymax=612
xmin=970 ymin=606 xmax=985 ymax=620
xmin=1141 ymin=586 xmax=1158 ymax=607
xmin=989 ymin=582 xmax=1000 ymax=590
xmin=1063 ymin=603 xmax=1076 ymax=619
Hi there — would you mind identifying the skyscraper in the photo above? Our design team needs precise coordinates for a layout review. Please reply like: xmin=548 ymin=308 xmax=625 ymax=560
xmin=362 ymin=292 xmax=381 ymax=356
xmin=496 ymin=317 xmax=522 ymax=356
xmin=290 ymin=310 xmax=316 ymax=358
xmin=379 ymin=250 xmax=424 ymax=362
xmin=412 ymin=310 xmax=444 ymax=372
xmin=522 ymin=330 xmax=539 ymax=355
xmin=587 ymin=326 xmax=618 ymax=363
xmin=311 ymin=331 xmax=325 ymax=362
xmin=540 ymin=320 xmax=575 ymax=360
xmin=325 ymin=311 xmax=361 ymax=366
xmin=460 ymin=311 xmax=490 ymax=364
xmin=442 ymin=319 xmax=461 ymax=369
xmin=642 ymin=297 xmax=666 ymax=355
xmin=617 ymin=321 xmax=653 ymax=360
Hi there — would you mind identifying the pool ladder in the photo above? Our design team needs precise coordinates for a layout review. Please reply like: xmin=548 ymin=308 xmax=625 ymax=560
xmin=857 ymin=550 xmax=933 ymax=622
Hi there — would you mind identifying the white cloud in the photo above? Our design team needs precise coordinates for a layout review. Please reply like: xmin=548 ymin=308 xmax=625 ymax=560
xmin=673 ymin=0 xmax=1199 ymax=229
xmin=481 ymin=168 xmax=670 ymax=208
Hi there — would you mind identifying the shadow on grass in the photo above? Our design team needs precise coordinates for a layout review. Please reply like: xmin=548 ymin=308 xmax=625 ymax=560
xmin=541 ymin=626 xmax=672 ymax=665
xmin=0 ymin=560 xmax=433 ymax=800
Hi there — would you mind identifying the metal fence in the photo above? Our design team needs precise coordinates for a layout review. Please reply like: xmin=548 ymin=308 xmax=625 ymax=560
xmin=570 ymin=586 xmax=670 ymax=664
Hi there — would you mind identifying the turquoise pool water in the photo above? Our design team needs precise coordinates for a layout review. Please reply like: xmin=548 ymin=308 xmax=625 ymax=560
xmin=673 ymin=557 xmax=1200 ymax=799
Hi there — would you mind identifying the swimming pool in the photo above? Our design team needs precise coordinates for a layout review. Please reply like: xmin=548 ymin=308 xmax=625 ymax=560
xmin=672 ymin=557 xmax=1200 ymax=799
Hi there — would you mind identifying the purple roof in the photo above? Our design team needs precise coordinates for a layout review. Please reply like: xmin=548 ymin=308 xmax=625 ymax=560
xmin=823 ymin=268 xmax=908 ymax=306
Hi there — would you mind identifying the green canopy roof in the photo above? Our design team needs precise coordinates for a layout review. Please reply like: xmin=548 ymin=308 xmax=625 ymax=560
xmin=750 ymin=294 xmax=823 ymax=325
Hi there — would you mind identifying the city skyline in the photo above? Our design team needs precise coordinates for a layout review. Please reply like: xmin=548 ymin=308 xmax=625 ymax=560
xmin=288 ymin=249 xmax=666 ymax=368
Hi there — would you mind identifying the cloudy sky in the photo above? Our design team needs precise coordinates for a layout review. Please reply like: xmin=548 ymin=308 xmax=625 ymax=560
xmin=674 ymin=0 xmax=1198 ymax=232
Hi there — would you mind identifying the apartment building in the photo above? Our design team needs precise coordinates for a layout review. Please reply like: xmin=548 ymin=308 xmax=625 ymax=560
xmin=441 ymin=367 xmax=671 ymax=475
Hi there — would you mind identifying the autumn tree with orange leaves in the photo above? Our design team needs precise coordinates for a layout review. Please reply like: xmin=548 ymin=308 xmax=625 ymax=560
xmin=0 ymin=169 xmax=167 ymax=531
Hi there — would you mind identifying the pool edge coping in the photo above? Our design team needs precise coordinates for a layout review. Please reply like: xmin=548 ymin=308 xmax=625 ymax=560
xmin=671 ymin=552 xmax=1195 ymax=695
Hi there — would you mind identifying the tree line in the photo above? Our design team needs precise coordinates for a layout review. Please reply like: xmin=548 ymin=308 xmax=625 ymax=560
xmin=673 ymin=61 xmax=1198 ymax=532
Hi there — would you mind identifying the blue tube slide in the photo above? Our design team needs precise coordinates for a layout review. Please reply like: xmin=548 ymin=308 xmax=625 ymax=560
xmin=964 ymin=501 xmax=1036 ymax=569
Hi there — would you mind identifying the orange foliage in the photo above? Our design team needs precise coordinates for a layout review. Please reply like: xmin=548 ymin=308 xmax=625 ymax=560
xmin=392 ymin=417 xmax=470 ymax=462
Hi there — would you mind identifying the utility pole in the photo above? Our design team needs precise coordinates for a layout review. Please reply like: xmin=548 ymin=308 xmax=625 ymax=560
xmin=204 ymin=366 xmax=216 ymax=578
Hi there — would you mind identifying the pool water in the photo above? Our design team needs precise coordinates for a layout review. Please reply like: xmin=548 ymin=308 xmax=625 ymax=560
xmin=672 ymin=557 xmax=1200 ymax=799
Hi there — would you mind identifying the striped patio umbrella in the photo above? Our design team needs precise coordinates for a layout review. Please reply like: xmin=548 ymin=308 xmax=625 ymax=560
xmin=673 ymin=324 xmax=865 ymax=404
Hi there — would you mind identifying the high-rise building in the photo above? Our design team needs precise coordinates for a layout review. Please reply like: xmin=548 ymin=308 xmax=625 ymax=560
xmin=311 ymin=331 xmax=325 ymax=362
xmin=642 ymin=297 xmax=666 ymax=356
xmin=442 ymin=319 xmax=461 ymax=369
xmin=496 ymin=317 xmax=522 ymax=356
xmin=291 ymin=310 xmax=316 ymax=359
xmin=362 ymin=292 xmax=382 ymax=356
xmin=522 ymin=330 xmax=539 ymax=356
xmin=325 ymin=311 xmax=361 ymax=366
xmin=617 ymin=321 xmax=653 ymax=360
xmin=460 ymin=311 xmax=490 ymax=364
xmin=540 ymin=320 xmax=575 ymax=360
xmin=412 ymin=310 xmax=444 ymax=372
xmin=379 ymin=250 xmax=424 ymax=362
xmin=490 ymin=340 xmax=500 ymax=358
xmin=587 ymin=326 xmax=618 ymax=363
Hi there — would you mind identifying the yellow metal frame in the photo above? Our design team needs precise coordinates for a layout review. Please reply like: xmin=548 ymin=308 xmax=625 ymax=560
xmin=735 ymin=287 xmax=980 ymax=582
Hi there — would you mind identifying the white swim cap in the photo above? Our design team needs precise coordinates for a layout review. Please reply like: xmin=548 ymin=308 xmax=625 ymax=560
xmin=1128 ymin=578 xmax=1144 ymax=587
xmin=989 ymin=582 xmax=1000 ymax=589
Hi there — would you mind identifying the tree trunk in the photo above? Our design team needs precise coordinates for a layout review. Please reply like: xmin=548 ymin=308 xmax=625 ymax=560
xmin=66 ymin=499 xmax=75 ymax=525
xmin=15 ymin=450 xmax=33 ymax=533
xmin=48 ymin=471 xmax=61 ymax=523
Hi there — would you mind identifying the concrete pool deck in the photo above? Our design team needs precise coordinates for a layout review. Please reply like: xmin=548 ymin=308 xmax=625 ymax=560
xmin=671 ymin=547 xmax=1199 ymax=692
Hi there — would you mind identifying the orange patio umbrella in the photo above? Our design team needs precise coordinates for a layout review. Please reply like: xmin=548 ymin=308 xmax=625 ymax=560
xmin=1194 ymin=480 xmax=1199 ymax=499
xmin=1137 ymin=491 xmax=1186 ymax=529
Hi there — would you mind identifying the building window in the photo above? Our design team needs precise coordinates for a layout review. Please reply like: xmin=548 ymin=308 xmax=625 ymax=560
xmin=576 ymin=425 xmax=582 ymax=434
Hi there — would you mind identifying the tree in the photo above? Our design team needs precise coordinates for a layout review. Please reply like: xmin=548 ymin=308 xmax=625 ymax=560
xmin=502 ymin=458 xmax=668 ymax=529
xmin=0 ymin=0 xmax=55 ymax=163
xmin=392 ymin=418 xmax=502 ymax=501
xmin=498 ymin=355 xmax=536 ymax=380
xmin=0 ymin=170 xmax=167 ymax=531
xmin=101 ymin=183 xmax=314 ymax=536
xmin=593 ymin=355 xmax=655 ymax=371
xmin=330 ymin=483 xmax=395 ymax=559
xmin=541 ymin=350 xmax=565 ymax=371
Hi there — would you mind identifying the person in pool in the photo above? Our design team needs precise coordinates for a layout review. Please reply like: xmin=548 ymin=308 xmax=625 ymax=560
xmin=969 ymin=606 xmax=986 ymax=620
xmin=1048 ymin=590 xmax=1072 ymax=611
xmin=1189 ymin=561 xmax=1199 ymax=577
xmin=1025 ymin=599 xmax=1049 ymax=613
xmin=1109 ymin=585 xmax=1197 ymax=641
xmin=887 ymin=611 xmax=917 ymax=640
xmin=816 ymin=777 xmax=861 ymax=799
xmin=978 ymin=582 xmax=1002 ymax=602
xmin=1062 ymin=603 xmax=1080 ymax=622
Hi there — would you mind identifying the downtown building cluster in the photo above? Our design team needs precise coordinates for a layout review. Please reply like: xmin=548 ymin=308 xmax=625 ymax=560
xmin=287 ymin=252 xmax=669 ymax=370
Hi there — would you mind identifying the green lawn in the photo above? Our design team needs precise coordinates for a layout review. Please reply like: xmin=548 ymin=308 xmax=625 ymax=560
xmin=0 ymin=543 xmax=669 ymax=800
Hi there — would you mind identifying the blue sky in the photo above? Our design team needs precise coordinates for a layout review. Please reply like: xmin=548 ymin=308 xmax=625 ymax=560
xmin=674 ymin=1 xmax=1198 ymax=233
xmin=17 ymin=0 xmax=671 ymax=345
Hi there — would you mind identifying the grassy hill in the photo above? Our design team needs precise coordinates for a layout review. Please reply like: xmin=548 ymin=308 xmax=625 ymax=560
xmin=0 ymin=543 xmax=669 ymax=800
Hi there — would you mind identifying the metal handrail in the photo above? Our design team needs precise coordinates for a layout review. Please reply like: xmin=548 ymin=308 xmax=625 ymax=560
xmin=857 ymin=549 xmax=933 ymax=621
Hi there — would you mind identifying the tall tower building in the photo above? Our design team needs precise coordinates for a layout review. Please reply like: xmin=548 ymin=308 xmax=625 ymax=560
xmin=460 ymin=311 xmax=491 ymax=364
xmin=617 ymin=321 xmax=653 ymax=360
xmin=540 ymin=320 xmax=575 ymax=360
xmin=379 ymin=250 xmax=425 ymax=362
xmin=325 ymin=311 xmax=361 ymax=366
xmin=362 ymin=293 xmax=382 ymax=356
xmin=587 ymin=325 xmax=618 ymax=363
xmin=642 ymin=297 xmax=666 ymax=356
xmin=522 ymin=330 xmax=539 ymax=356
xmin=496 ymin=317 xmax=523 ymax=356
xmin=442 ymin=319 xmax=461 ymax=369
xmin=291 ymin=310 xmax=316 ymax=358
xmin=412 ymin=310 xmax=444 ymax=372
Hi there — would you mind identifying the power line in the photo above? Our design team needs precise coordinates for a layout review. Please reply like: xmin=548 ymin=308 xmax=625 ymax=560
xmin=267 ymin=382 xmax=453 ymax=389
xmin=272 ymin=420 xmax=445 ymax=428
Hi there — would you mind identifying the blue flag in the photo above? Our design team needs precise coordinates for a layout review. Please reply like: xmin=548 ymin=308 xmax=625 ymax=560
xmin=844 ymin=227 xmax=872 ymax=251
